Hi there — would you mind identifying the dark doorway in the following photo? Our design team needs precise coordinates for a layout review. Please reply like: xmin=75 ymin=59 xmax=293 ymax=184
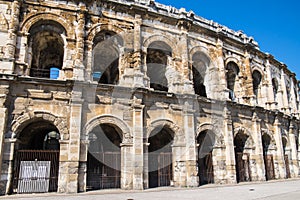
xmin=197 ymin=130 xmax=214 ymax=185
xmin=13 ymin=121 xmax=60 ymax=193
xmin=87 ymin=124 xmax=122 ymax=190
xmin=262 ymin=134 xmax=275 ymax=180
xmin=234 ymin=133 xmax=251 ymax=183
xmin=148 ymin=127 xmax=173 ymax=188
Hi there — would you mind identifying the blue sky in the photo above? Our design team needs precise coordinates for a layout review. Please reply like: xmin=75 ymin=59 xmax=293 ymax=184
xmin=157 ymin=0 xmax=300 ymax=80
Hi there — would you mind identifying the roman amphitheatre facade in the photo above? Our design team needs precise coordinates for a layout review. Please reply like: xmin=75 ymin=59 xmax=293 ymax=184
xmin=0 ymin=0 xmax=299 ymax=194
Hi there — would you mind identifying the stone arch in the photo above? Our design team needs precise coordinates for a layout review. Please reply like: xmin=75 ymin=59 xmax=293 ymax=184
xmin=225 ymin=59 xmax=241 ymax=100
xmin=190 ymin=46 xmax=220 ymax=98
xmin=11 ymin=111 xmax=68 ymax=139
xmin=262 ymin=129 xmax=277 ymax=149
xmin=27 ymin=19 xmax=66 ymax=77
xmin=87 ymin=24 xmax=125 ymax=44
xmin=190 ymin=51 xmax=211 ymax=97
xmin=189 ymin=46 xmax=209 ymax=61
xmin=147 ymin=119 xmax=184 ymax=144
xmin=251 ymin=65 xmax=265 ymax=81
xmin=91 ymin=29 xmax=123 ymax=84
xmin=272 ymin=77 xmax=279 ymax=100
xmin=282 ymin=134 xmax=290 ymax=152
xmin=197 ymin=123 xmax=224 ymax=147
xmin=252 ymin=69 xmax=263 ymax=99
xmin=20 ymin=13 xmax=72 ymax=38
xmin=143 ymin=35 xmax=176 ymax=54
xmin=225 ymin=57 xmax=242 ymax=69
xmin=86 ymin=24 xmax=124 ymax=83
xmin=234 ymin=126 xmax=255 ymax=149
xmin=84 ymin=115 xmax=131 ymax=143
xmin=146 ymin=39 xmax=173 ymax=92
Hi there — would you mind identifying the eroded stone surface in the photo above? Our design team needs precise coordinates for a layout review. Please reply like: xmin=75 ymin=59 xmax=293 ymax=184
xmin=0 ymin=0 xmax=299 ymax=195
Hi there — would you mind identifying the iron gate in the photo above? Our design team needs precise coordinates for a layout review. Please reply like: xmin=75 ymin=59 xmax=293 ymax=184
xmin=13 ymin=150 xmax=59 ymax=193
xmin=198 ymin=152 xmax=214 ymax=185
xmin=264 ymin=154 xmax=275 ymax=180
xmin=149 ymin=152 xmax=172 ymax=188
xmin=284 ymin=155 xmax=291 ymax=178
xmin=235 ymin=153 xmax=251 ymax=183
xmin=87 ymin=152 xmax=121 ymax=190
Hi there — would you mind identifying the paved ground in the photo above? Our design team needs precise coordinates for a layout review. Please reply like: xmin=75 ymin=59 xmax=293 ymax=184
xmin=1 ymin=179 xmax=300 ymax=200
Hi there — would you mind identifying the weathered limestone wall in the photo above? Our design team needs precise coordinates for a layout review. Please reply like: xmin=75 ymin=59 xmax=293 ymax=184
xmin=0 ymin=0 xmax=299 ymax=195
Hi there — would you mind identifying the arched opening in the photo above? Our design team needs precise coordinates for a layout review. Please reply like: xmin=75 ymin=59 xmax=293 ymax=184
xmin=197 ymin=130 xmax=215 ymax=185
xmin=87 ymin=124 xmax=122 ymax=190
xmin=28 ymin=20 xmax=65 ymax=79
xmin=234 ymin=132 xmax=251 ymax=183
xmin=13 ymin=121 xmax=60 ymax=193
xmin=146 ymin=41 xmax=172 ymax=92
xmin=262 ymin=133 xmax=275 ymax=180
xmin=252 ymin=70 xmax=262 ymax=98
xmin=192 ymin=52 xmax=209 ymax=97
xmin=272 ymin=78 xmax=279 ymax=101
xmin=148 ymin=126 xmax=173 ymax=188
xmin=282 ymin=137 xmax=291 ymax=178
xmin=226 ymin=62 xmax=240 ymax=100
xmin=92 ymin=31 xmax=122 ymax=84
xmin=286 ymin=83 xmax=291 ymax=104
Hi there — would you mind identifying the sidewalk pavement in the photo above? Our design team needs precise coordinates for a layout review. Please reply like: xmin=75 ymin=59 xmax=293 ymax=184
xmin=1 ymin=178 xmax=300 ymax=200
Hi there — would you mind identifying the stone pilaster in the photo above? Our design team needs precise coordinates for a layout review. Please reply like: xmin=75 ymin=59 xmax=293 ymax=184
xmin=242 ymin=51 xmax=255 ymax=105
xmin=84 ymin=40 xmax=93 ymax=81
xmin=224 ymin=105 xmax=236 ymax=183
xmin=289 ymin=124 xmax=299 ymax=177
xmin=3 ymin=139 xmax=17 ymax=194
xmin=273 ymin=116 xmax=286 ymax=179
xmin=280 ymin=69 xmax=290 ymax=114
xmin=252 ymin=111 xmax=266 ymax=181
xmin=172 ymin=144 xmax=186 ymax=187
xmin=132 ymin=99 xmax=144 ymax=189
xmin=15 ymin=32 xmax=29 ymax=76
xmin=289 ymin=76 xmax=298 ymax=115
xmin=265 ymin=58 xmax=277 ymax=110
xmin=120 ymin=142 xmax=134 ymax=189
xmin=3 ymin=0 xmax=20 ymax=74
xmin=0 ymin=85 xmax=9 ymax=191
xmin=183 ymin=101 xmax=198 ymax=187
xmin=73 ymin=3 xmax=86 ymax=81
xmin=214 ymin=39 xmax=228 ymax=101
xmin=78 ymin=140 xmax=89 ymax=192
xmin=0 ymin=106 xmax=7 ymax=169
xmin=58 ymin=88 xmax=83 ymax=193
xmin=119 ymin=15 xmax=146 ymax=88
xmin=177 ymin=25 xmax=193 ymax=94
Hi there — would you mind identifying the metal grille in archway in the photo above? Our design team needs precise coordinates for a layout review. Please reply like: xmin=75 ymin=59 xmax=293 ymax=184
xmin=284 ymin=155 xmax=291 ymax=179
xmin=86 ymin=152 xmax=121 ymax=190
xmin=13 ymin=150 xmax=59 ymax=193
xmin=235 ymin=153 xmax=251 ymax=183
xmin=149 ymin=152 xmax=172 ymax=188
xmin=264 ymin=154 xmax=275 ymax=180
xmin=198 ymin=152 xmax=214 ymax=185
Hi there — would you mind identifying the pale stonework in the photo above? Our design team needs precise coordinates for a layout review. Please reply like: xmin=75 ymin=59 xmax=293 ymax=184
xmin=0 ymin=0 xmax=299 ymax=195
